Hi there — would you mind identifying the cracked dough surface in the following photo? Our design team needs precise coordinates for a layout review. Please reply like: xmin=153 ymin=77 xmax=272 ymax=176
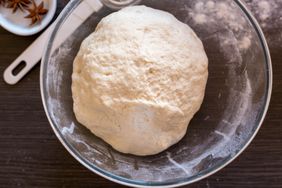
xmin=72 ymin=6 xmax=208 ymax=156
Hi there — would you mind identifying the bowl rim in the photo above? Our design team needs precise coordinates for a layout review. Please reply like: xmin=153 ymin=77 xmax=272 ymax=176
xmin=40 ymin=0 xmax=273 ymax=187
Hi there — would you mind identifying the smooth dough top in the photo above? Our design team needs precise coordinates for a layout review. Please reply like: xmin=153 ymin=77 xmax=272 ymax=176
xmin=72 ymin=5 xmax=208 ymax=156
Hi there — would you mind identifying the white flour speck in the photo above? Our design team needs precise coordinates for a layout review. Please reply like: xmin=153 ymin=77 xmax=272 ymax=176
xmin=204 ymin=116 xmax=210 ymax=120
xmin=62 ymin=122 xmax=75 ymax=135
xmin=218 ymin=92 xmax=222 ymax=99
xmin=239 ymin=36 xmax=252 ymax=50
xmin=257 ymin=1 xmax=271 ymax=21
xmin=215 ymin=130 xmax=230 ymax=141
xmin=194 ymin=14 xmax=207 ymax=24
xmin=166 ymin=152 xmax=190 ymax=175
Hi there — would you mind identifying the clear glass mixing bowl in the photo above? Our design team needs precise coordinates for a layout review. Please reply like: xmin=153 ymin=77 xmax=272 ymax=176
xmin=41 ymin=0 xmax=272 ymax=187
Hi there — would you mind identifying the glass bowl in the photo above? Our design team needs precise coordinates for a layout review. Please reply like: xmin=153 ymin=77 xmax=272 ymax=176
xmin=41 ymin=0 xmax=272 ymax=187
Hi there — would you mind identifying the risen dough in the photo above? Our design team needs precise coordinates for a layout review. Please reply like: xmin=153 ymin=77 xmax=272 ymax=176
xmin=72 ymin=6 xmax=208 ymax=156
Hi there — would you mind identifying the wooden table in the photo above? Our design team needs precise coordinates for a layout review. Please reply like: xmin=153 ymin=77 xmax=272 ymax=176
xmin=0 ymin=1 xmax=281 ymax=187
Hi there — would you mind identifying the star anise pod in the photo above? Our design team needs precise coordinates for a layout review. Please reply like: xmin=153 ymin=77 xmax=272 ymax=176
xmin=7 ymin=0 xmax=31 ymax=13
xmin=25 ymin=0 xmax=48 ymax=25
xmin=0 ymin=0 xmax=7 ymax=6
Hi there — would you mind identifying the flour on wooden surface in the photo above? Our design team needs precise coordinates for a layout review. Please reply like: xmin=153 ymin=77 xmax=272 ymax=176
xmin=246 ymin=0 xmax=282 ymax=47
xmin=184 ymin=0 xmax=253 ymax=51
xmin=246 ymin=0 xmax=281 ymax=28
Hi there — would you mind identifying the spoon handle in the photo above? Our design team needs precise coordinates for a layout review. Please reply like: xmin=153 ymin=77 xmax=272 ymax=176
xmin=3 ymin=24 xmax=54 ymax=85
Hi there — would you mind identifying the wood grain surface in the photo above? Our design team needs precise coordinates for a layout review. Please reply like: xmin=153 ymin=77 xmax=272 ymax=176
xmin=0 ymin=1 xmax=281 ymax=187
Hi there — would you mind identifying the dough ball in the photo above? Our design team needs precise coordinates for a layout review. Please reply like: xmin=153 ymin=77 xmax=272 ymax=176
xmin=72 ymin=6 xmax=208 ymax=156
